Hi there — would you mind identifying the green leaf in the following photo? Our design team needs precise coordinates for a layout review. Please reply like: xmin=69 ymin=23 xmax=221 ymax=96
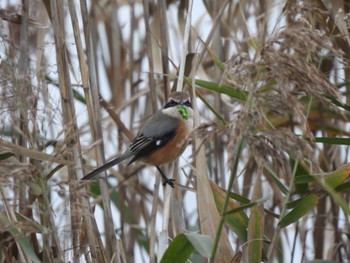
xmin=313 ymin=173 xmax=350 ymax=215
xmin=0 ymin=214 xmax=41 ymax=263
xmin=247 ymin=178 xmax=264 ymax=263
xmin=227 ymin=192 xmax=279 ymax=219
xmin=248 ymin=205 xmax=264 ymax=263
xmin=294 ymin=174 xmax=316 ymax=184
xmin=226 ymin=197 xmax=268 ymax=214
xmin=160 ymin=233 xmax=213 ymax=262
xmin=335 ymin=181 xmax=350 ymax=192
xmin=72 ymin=87 xmax=86 ymax=104
xmin=48 ymin=75 xmax=86 ymax=104
xmin=210 ymin=181 xmax=248 ymax=242
xmin=306 ymin=260 xmax=339 ymax=263
xmin=311 ymin=137 xmax=350 ymax=145
xmin=279 ymin=194 xmax=319 ymax=228
xmin=324 ymin=163 xmax=350 ymax=189
xmin=205 ymin=46 xmax=225 ymax=72
xmin=292 ymin=159 xmax=311 ymax=194
xmin=195 ymin=91 xmax=228 ymax=126
xmin=194 ymin=79 xmax=248 ymax=101
xmin=264 ymin=164 xmax=289 ymax=195
xmin=177 ymin=105 xmax=189 ymax=120
xmin=325 ymin=95 xmax=350 ymax=112
xmin=228 ymin=192 xmax=250 ymax=203
xmin=184 ymin=233 xmax=213 ymax=257
xmin=160 ymin=234 xmax=195 ymax=263
xmin=15 ymin=212 xmax=49 ymax=234
xmin=0 ymin=152 xmax=15 ymax=160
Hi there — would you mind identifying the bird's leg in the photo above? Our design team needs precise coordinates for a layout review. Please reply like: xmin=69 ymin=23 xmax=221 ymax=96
xmin=156 ymin=166 xmax=175 ymax=188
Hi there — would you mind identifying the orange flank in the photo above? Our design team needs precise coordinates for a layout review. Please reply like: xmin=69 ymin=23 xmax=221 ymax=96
xmin=142 ymin=119 xmax=188 ymax=166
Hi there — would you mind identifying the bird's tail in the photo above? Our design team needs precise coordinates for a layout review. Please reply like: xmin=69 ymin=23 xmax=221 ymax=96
xmin=81 ymin=155 xmax=127 ymax=180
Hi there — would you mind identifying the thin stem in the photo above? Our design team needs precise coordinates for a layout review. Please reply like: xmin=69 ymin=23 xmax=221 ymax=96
xmin=210 ymin=141 xmax=243 ymax=262
xmin=266 ymin=159 xmax=299 ymax=261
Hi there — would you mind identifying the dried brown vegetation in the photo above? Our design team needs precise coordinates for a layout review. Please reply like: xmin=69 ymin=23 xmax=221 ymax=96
xmin=0 ymin=0 xmax=350 ymax=262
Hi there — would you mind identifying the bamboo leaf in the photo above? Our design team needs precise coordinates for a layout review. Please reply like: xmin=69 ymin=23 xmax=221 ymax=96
xmin=160 ymin=233 xmax=213 ymax=262
xmin=0 ymin=151 xmax=15 ymax=160
xmin=0 ymin=214 xmax=41 ymax=263
xmin=292 ymin=159 xmax=311 ymax=194
xmin=313 ymin=171 xmax=350 ymax=215
xmin=325 ymin=95 xmax=350 ymax=112
xmin=184 ymin=233 xmax=213 ymax=257
xmin=160 ymin=234 xmax=195 ymax=263
xmin=311 ymin=137 xmax=350 ymax=145
xmin=15 ymin=212 xmax=49 ymax=234
xmin=205 ymin=46 xmax=225 ymax=72
xmin=335 ymin=181 xmax=350 ymax=192
xmin=307 ymin=260 xmax=341 ymax=263
xmin=210 ymin=181 xmax=248 ymax=241
xmin=279 ymin=194 xmax=319 ymax=228
xmin=248 ymin=175 xmax=264 ymax=263
xmin=264 ymin=164 xmax=289 ymax=194
xmin=324 ymin=163 xmax=350 ymax=189
xmin=194 ymin=79 xmax=248 ymax=101
xmin=294 ymin=174 xmax=316 ymax=184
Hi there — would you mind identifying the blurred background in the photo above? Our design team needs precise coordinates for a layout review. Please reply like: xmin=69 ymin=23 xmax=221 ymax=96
xmin=0 ymin=0 xmax=350 ymax=262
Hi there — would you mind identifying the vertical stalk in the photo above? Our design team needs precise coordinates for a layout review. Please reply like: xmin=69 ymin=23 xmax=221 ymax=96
xmin=210 ymin=141 xmax=242 ymax=262
xmin=79 ymin=0 xmax=119 ymax=261
xmin=50 ymin=1 xmax=85 ymax=261
xmin=142 ymin=0 xmax=157 ymax=111
xmin=157 ymin=0 xmax=170 ymax=97
xmin=67 ymin=0 xmax=100 ymax=261
xmin=18 ymin=0 xmax=29 ymax=214
xmin=267 ymin=160 xmax=298 ymax=261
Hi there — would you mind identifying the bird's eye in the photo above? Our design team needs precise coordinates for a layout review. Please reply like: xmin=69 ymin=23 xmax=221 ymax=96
xmin=164 ymin=99 xmax=178 ymax=108
xmin=183 ymin=100 xmax=192 ymax=108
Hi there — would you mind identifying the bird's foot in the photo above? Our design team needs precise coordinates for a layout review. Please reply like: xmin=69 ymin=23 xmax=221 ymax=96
xmin=162 ymin=178 xmax=175 ymax=188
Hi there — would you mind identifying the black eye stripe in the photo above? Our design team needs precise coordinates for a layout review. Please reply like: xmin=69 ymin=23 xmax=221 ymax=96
xmin=184 ymin=100 xmax=192 ymax=108
xmin=164 ymin=99 xmax=192 ymax=109
xmin=164 ymin=100 xmax=178 ymax=108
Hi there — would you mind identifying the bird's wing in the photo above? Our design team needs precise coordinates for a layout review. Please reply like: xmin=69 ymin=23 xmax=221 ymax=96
xmin=127 ymin=111 xmax=178 ymax=164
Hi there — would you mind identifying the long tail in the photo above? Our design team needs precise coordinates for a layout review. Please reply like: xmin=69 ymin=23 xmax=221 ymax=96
xmin=81 ymin=155 xmax=127 ymax=180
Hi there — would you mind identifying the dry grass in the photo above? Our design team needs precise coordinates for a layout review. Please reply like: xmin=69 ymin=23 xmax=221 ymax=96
xmin=0 ymin=0 xmax=350 ymax=262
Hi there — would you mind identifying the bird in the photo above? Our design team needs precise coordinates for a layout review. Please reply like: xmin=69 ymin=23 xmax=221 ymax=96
xmin=82 ymin=91 xmax=194 ymax=187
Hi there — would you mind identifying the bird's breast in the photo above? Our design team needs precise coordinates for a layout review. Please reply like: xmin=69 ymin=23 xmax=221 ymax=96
xmin=142 ymin=119 xmax=191 ymax=166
